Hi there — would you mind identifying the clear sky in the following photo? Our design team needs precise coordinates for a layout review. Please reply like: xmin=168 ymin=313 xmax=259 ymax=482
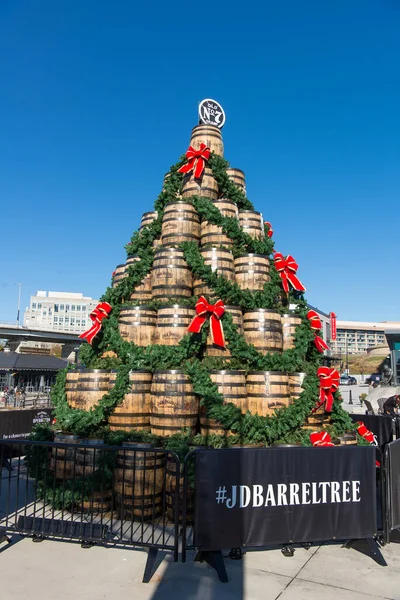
xmin=0 ymin=1 xmax=399 ymax=324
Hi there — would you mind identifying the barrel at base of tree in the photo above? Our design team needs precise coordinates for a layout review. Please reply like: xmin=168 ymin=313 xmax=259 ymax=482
xmin=165 ymin=456 xmax=194 ymax=524
xmin=108 ymin=370 xmax=152 ymax=431
xmin=113 ymin=443 xmax=165 ymax=521
xmin=246 ymin=371 xmax=290 ymax=417
xmin=50 ymin=433 xmax=80 ymax=480
xmin=75 ymin=439 xmax=105 ymax=478
xmin=243 ymin=310 xmax=283 ymax=354
xmin=75 ymin=491 xmax=112 ymax=515
xmin=150 ymin=371 xmax=198 ymax=436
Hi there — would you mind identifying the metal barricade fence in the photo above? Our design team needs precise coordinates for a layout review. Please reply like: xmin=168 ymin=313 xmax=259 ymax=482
xmin=0 ymin=439 xmax=180 ymax=580
xmin=384 ymin=438 xmax=400 ymax=543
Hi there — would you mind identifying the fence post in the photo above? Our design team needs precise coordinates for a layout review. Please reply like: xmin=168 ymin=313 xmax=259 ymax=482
xmin=349 ymin=390 xmax=353 ymax=405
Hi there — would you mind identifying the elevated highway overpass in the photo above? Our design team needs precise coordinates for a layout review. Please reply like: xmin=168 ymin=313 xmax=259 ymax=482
xmin=0 ymin=323 xmax=83 ymax=360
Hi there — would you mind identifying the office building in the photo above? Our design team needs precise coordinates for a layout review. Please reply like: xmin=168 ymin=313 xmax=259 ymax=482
xmin=330 ymin=320 xmax=400 ymax=356
xmin=24 ymin=291 xmax=98 ymax=334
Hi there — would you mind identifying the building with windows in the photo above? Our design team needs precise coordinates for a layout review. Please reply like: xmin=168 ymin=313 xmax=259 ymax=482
xmin=330 ymin=320 xmax=400 ymax=356
xmin=24 ymin=291 xmax=98 ymax=334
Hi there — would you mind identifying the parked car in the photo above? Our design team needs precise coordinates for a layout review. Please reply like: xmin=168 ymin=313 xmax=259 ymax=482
xmin=340 ymin=375 xmax=357 ymax=386
xmin=365 ymin=373 xmax=381 ymax=385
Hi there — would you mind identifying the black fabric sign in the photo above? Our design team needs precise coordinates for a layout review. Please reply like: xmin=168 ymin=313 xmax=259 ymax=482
xmin=0 ymin=409 xmax=53 ymax=440
xmin=387 ymin=439 xmax=400 ymax=530
xmin=350 ymin=414 xmax=393 ymax=450
xmin=195 ymin=447 xmax=376 ymax=550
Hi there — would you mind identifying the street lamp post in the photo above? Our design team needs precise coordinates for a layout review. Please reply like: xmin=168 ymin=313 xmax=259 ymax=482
xmin=16 ymin=283 xmax=22 ymax=328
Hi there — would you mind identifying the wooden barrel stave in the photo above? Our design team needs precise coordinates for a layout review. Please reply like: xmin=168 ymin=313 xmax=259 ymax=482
xmin=118 ymin=306 xmax=156 ymax=346
xmin=161 ymin=202 xmax=200 ymax=247
xmin=150 ymin=371 xmax=199 ymax=437
xmin=243 ymin=310 xmax=283 ymax=354
xmin=190 ymin=124 xmax=224 ymax=157
xmin=246 ymin=371 xmax=290 ymax=417
xmin=151 ymin=248 xmax=193 ymax=302
xmin=109 ymin=370 xmax=152 ymax=431
xmin=235 ymin=254 xmax=270 ymax=291
xmin=154 ymin=306 xmax=195 ymax=346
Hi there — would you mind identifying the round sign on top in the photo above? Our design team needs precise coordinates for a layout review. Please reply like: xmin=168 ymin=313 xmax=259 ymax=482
xmin=198 ymin=99 xmax=226 ymax=129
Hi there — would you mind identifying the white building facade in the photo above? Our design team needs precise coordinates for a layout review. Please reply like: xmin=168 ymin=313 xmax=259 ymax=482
xmin=24 ymin=291 xmax=98 ymax=334
xmin=330 ymin=320 xmax=400 ymax=355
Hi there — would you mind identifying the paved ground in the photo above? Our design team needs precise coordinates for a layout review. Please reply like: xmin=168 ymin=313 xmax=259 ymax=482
xmin=0 ymin=534 xmax=399 ymax=599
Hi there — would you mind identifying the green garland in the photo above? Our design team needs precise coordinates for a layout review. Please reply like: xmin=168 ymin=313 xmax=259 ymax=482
xmin=50 ymin=150 xmax=353 ymax=445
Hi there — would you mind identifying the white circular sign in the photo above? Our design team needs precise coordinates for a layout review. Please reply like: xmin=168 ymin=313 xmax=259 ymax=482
xmin=198 ymin=98 xmax=226 ymax=129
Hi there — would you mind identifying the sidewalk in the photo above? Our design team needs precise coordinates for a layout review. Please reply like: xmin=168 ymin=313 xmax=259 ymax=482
xmin=1 ymin=534 xmax=399 ymax=599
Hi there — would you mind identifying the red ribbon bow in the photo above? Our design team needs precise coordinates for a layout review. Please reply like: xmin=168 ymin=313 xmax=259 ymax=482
xmin=178 ymin=143 xmax=210 ymax=179
xmin=79 ymin=302 xmax=112 ymax=345
xmin=188 ymin=296 xmax=225 ymax=347
xmin=307 ymin=309 xmax=330 ymax=353
xmin=313 ymin=367 xmax=340 ymax=413
xmin=310 ymin=431 xmax=334 ymax=447
xmin=264 ymin=221 xmax=273 ymax=238
xmin=274 ymin=253 xmax=306 ymax=293
xmin=356 ymin=422 xmax=378 ymax=446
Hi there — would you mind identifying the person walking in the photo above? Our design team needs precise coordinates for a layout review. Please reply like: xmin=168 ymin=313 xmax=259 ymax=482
xmin=383 ymin=394 xmax=400 ymax=417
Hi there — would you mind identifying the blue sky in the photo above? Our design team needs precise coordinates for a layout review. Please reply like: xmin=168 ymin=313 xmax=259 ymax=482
xmin=0 ymin=1 xmax=399 ymax=324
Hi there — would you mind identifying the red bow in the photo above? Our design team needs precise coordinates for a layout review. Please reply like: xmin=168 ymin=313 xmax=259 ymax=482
xmin=178 ymin=143 xmax=210 ymax=179
xmin=264 ymin=221 xmax=273 ymax=238
xmin=188 ymin=296 xmax=225 ymax=347
xmin=356 ymin=422 xmax=378 ymax=446
xmin=79 ymin=302 xmax=112 ymax=345
xmin=310 ymin=431 xmax=334 ymax=447
xmin=274 ymin=253 xmax=306 ymax=293
xmin=313 ymin=367 xmax=340 ymax=413
xmin=307 ymin=309 xmax=330 ymax=353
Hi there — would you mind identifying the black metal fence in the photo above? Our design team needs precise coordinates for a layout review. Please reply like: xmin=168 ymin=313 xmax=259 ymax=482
xmin=0 ymin=440 xmax=180 ymax=581
xmin=384 ymin=438 xmax=400 ymax=541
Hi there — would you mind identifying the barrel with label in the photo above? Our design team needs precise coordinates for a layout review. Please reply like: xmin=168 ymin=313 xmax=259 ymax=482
xmin=150 ymin=371 xmax=199 ymax=436
xmin=205 ymin=305 xmax=243 ymax=358
xmin=108 ymin=370 xmax=152 ymax=431
xmin=246 ymin=371 xmax=290 ymax=416
xmin=151 ymin=248 xmax=193 ymax=302
xmin=226 ymin=168 xmax=246 ymax=194
xmin=288 ymin=372 xmax=306 ymax=401
xmin=193 ymin=247 xmax=235 ymax=297
xmin=235 ymin=254 xmax=270 ymax=291
xmin=190 ymin=124 xmax=224 ymax=157
xmin=112 ymin=263 xmax=127 ymax=288
xmin=282 ymin=314 xmax=302 ymax=351
xmin=139 ymin=211 xmax=158 ymax=231
xmin=243 ymin=310 xmax=283 ymax=354
xmin=238 ymin=210 xmax=264 ymax=239
xmin=67 ymin=369 xmax=111 ymax=410
xmin=161 ymin=201 xmax=200 ymax=247
xmin=114 ymin=443 xmax=165 ymax=520
xmin=154 ymin=306 xmax=195 ymax=346
xmin=125 ymin=256 xmax=152 ymax=302
xmin=118 ymin=306 xmax=156 ymax=346
xmin=200 ymin=199 xmax=238 ymax=248
xmin=200 ymin=370 xmax=247 ymax=436
xmin=181 ymin=167 xmax=218 ymax=200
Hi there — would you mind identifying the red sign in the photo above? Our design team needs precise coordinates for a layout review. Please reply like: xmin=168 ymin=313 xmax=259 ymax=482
xmin=330 ymin=312 xmax=337 ymax=340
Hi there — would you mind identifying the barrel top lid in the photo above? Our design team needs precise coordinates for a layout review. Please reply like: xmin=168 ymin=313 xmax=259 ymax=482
xmin=239 ymin=210 xmax=262 ymax=216
xmin=226 ymin=168 xmax=245 ymax=175
xmin=153 ymin=369 xmax=186 ymax=374
xmin=247 ymin=371 xmax=288 ymax=375
xmin=120 ymin=304 xmax=155 ymax=311
xmin=198 ymin=98 xmax=226 ymax=129
xmin=210 ymin=370 xmax=246 ymax=375
xmin=73 ymin=368 xmax=111 ymax=373
xmin=142 ymin=211 xmax=158 ymax=216
xmin=235 ymin=253 xmax=269 ymax=259
xmin=115 ymin=263 xmax=126 ymax=269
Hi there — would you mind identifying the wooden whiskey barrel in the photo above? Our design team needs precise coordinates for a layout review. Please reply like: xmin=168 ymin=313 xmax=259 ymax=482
xmin=243 ymin=310 xmax=283 ymax=354
xmin=154 ymin=306 xmax=195 ymax=346
xmin=112 ymin=263 xmax=127 ymax=288
xmin=226 ymin=168 xmax=246 ymax=194
xmin=181 ymin=167 xmax=218 ymax=200
xmin=150 ymin=371 xmax=198 ymax=436
xmin=234 ymin=254 xmax=270 ymax=291
xmin=118 ymin=306 xmax=156 ymax=346
xmin=205 ymin=305 xmax=243 ymax=357
xmin=67 ymin=369 xmax=111 ymax=410
xmin=193 ymin=247 xmax=235 ymax=296
xmin=161 ymin=201 xmax=200 ymax=247
xmin=108 ymin=370 xmax=152 ymax=431
xmin=165 ymin=456 xmax=194 ymax=524
xmin=238 ymin=210 xmax=264 ymax=239
xmin=114 ymin=443 xmax=165 ymax=520
xmin=151 ymin=248 xmax=192 ymax=302
xmin=288 ymin=372 xmax=306 ymax=401
xmin=200 ymin=199 xmax=238 ymax=248
xmin=200 ymin=370 xmax=247 ymax=436
xmin=125 ymin=256 xmax=152 ymax=302
xmin=246 ymin=371 xmax=290 ymax=417
xmin=152 ymin=238 xmax=163 ymax=249
xmin=75 ymin=439 xmax=105 ymax=478
xmin=139 ymin=211 xmax=158 ymax=231
xmin=282 ymin=314 xmax=302 ymax=351
xmin=50 ymin=433 xmax=80 ymax=480
xmin=75 ymin=491 xmax=113 ymax=515
xmin=190 ymin=124 xmax=224 ymax=157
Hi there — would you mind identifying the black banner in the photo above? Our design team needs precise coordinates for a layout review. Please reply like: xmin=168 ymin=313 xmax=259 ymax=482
xmin=0 ymin=409 xmax=53 ymax=440
xmin=350 ymin=414 xmax=393 ymax=450
xmin=387 ymin=439 xmax=400 ymax=530
xmin=195 ymin=447 xmax=376 ymax=550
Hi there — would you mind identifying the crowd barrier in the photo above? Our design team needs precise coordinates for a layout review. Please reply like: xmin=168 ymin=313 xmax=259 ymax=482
xmin=1 ymin=437 xmax=400 ymax=583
